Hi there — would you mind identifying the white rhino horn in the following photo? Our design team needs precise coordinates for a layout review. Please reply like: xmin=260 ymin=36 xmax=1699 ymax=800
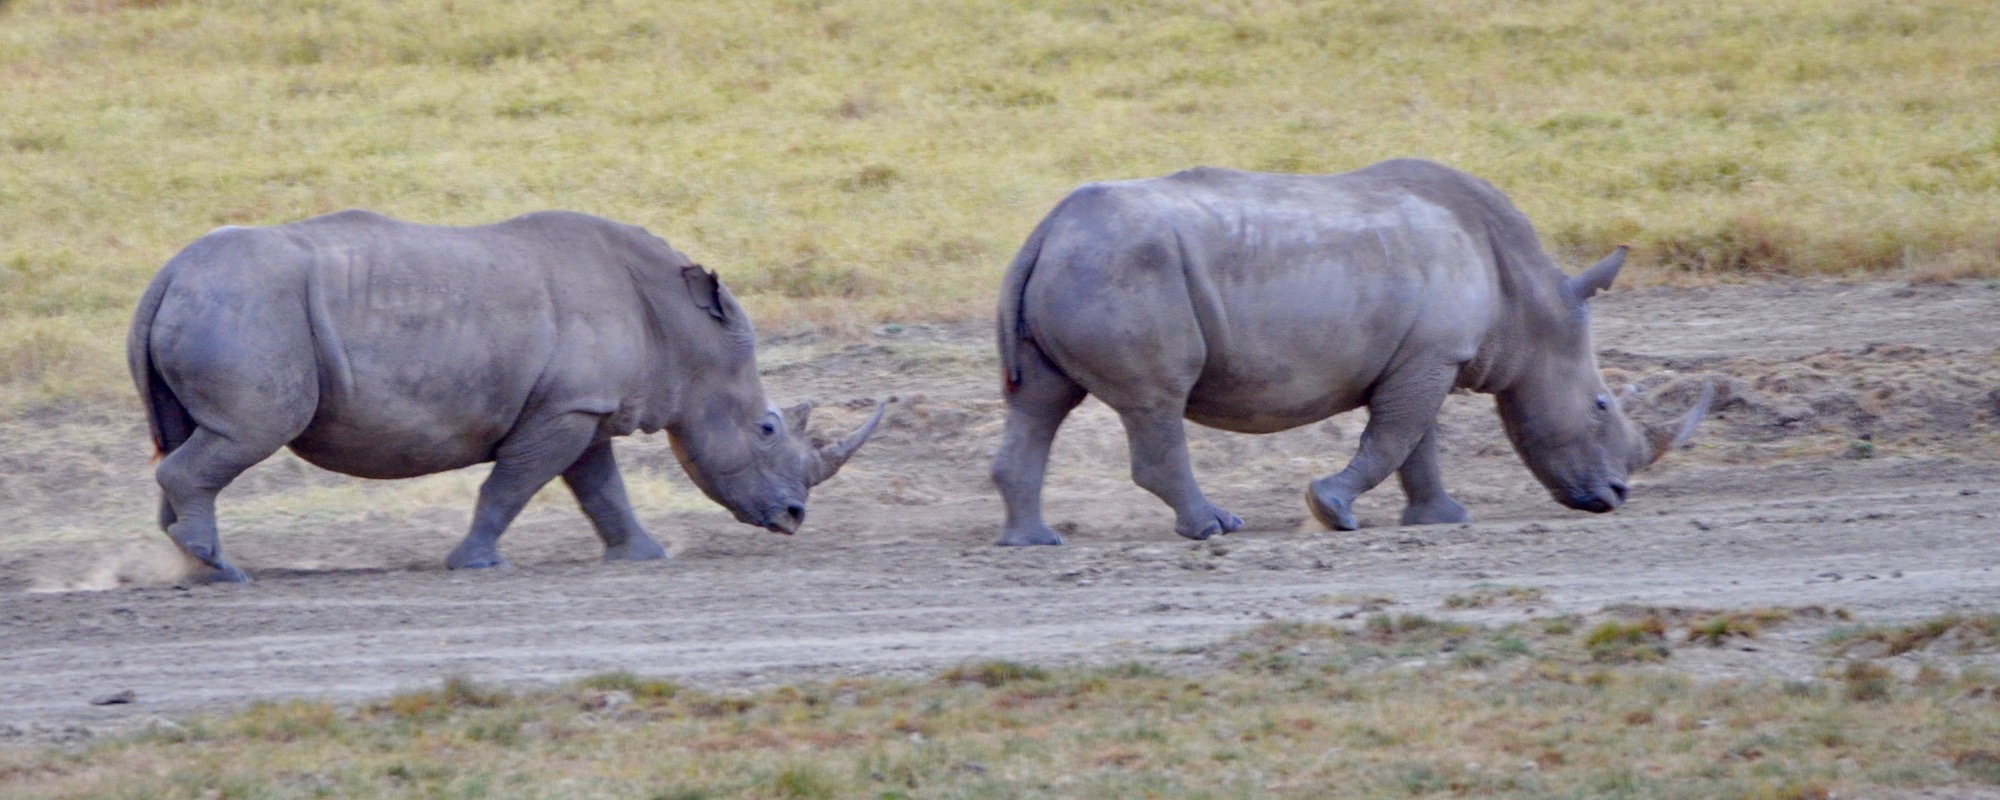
xmin=1642 ymin=382 xmax=1714 ymax=468
xmin=806 ymin=397 xmax=894 ymax=486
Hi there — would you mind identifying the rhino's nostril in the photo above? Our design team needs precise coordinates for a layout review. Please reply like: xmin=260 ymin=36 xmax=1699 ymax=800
xmin=1571 ymin=492 xmax=1613 ymax=513
xmin=786 ymin=503 xmax=806 ymax=525
xmin=1609 ymin=482 xmax=1629 ymax=503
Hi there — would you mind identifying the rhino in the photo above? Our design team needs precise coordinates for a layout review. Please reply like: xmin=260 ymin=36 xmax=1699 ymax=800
xmin=992 ymin=159 xmax=1711 ymax=546
xmin=128 ymin=209 xmax=887 ymax=581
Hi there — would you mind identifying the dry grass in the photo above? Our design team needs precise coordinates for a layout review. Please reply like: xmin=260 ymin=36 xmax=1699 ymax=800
xmin=1829 ymin=613 xmax=2000 ymax=657
xmin=5 ymin=614 xmax=1998 ymax=798
xmin=2 ymin=0 xmax=1998 ymax=412
xmin=1442 ymin=583 xmax=1545 ymax=609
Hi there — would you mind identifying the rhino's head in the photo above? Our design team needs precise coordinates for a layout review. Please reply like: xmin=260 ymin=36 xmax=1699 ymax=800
xmin=663 ymin=266 xmax=888 ymax=534
xmin=1494 ymin=247 xmax=1712 ymax=513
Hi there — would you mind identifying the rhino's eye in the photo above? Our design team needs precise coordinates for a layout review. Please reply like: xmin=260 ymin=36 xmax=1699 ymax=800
xmin=1594 ymin=395 xmax=1611 ymax=412
xmin=758 ymin=416 xmax=779 ymax=438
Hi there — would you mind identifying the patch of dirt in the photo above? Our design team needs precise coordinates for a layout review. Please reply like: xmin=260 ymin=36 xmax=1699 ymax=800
xmin=2 ymin=279 xmax=1999 ymax=743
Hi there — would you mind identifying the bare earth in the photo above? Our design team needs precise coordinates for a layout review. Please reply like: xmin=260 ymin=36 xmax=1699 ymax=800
xmin=3 ymin=280 xmax=1998 ymax=743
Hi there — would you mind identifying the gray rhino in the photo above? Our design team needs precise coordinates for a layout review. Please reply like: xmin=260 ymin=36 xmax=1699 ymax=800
xmin=128 ymin=210 xmax=886 ymax=581
xmin=992 ymin=159 xmax=1710 ymax=546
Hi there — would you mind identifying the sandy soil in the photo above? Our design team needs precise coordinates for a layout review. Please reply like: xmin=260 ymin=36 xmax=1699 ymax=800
xmin=3 ymin=279 xmax=1998 ymax=743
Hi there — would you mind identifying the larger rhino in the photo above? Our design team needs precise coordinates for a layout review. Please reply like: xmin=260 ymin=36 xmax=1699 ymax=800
xmin=993 ymin=159 xmax=1710 ymax=546
xmin=129 ymin=210 xmax=886 ymax=581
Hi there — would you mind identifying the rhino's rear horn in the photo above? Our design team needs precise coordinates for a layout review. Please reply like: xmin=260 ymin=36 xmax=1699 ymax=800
xmin=1641 ymin=382 xmax=1714 ymax=468
xmin=806 ymin=398 xmax=895 ymax=486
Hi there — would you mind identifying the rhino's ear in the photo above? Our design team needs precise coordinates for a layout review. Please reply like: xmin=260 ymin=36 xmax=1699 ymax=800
xmin=681 ymin=264 xmax=729 ymax=323
xmin=1561 ymin=245 xmax=1629 ymax=304
xmin=782 ymin=402 xmax=812 ymax=435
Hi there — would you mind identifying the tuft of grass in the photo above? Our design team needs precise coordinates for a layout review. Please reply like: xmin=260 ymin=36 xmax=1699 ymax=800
xmin=1688 ymin=608 xmax=1793 ymax=646
xmin=1827 ymin=613 xmax=2000 ymax=657
xmin=769 ymin=762 xmax=839 ymax=799
xmin=377 ymin=675 xmax=511 ymax=720
xmin=1841 ymin=659 xmax=1896 ymax=703
xmin=228 ymin=700 xmax=342 ymax=743
xmin=1584 ymin=616 xmax=1671 ymax=663
xmin=575 ymin=670 xmax=680 ymax=701
xmin=1442 ymin=583 xmax=1545 ymax=609
xmin=937 ymin=660 xmax=1048 ymax=688
xmin=1954 ymin=750 xmax=2000 ymax=785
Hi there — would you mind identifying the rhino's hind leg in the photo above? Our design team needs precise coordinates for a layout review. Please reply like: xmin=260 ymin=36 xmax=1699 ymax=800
xmin=561 ymin=440 xmax=668 ymax=562
xmin=1394 ymin=425 xmax=1469 ymax=526
xmin=992 ymin=340 xmax=1087 ymax=546
xmin=155 ymin=427 xmax=282 ymax=583
xmin=449 ymin=412 xmax=600 ymax=570
xmin=1309 ymin=364 xmax=1457 ymax=531
xmin=1118 ymin=407 xmax=1243 ymax=541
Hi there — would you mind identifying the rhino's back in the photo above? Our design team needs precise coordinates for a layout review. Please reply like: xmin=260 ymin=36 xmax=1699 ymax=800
xmin=155 ymin=210 xmax=656 ymax=478
xmin=1025 ymin=163 xmax=1509 ymax=433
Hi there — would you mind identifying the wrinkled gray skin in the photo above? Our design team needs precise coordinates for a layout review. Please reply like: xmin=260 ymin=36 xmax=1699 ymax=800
xmin=129 ymin=210 xmax=887 ymax=581
xmin=993 ymin=159 xmax=1711 ymax=546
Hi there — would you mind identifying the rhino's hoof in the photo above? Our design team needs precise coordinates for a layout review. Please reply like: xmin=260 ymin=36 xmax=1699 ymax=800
xmin=1400 ymin=498 xmax=1470 ymax=527
xmin=1176 ymin=508 xmax=1243 ymax=541
xmin=446 ymin=552 xmax=511 ymax=571
xmin=202 ymin=561 xmax=252 ymax=584
xmin=176 ymin=542 xmax=250 ymax=583
xmin=1307 ymin=487 xmax=1358 ymax=531
xmin=995 ymin=525 xmax=1065 ymax=547
xmin=604 ymin=536 xmax=669 ymax=562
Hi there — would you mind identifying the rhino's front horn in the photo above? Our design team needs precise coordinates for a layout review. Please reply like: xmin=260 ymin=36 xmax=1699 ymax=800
xmin=806 ymin=397 xmax=895 ymax=486
xmin=1641 ymin=382 xmax=1715 ymax=468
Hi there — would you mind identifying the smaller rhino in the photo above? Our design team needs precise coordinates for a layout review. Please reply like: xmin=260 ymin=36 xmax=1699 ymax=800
xmin=129 ymin=210 xmax=887 ymax=581
xmin=992 ymin=160 xmax=1710 ymax=545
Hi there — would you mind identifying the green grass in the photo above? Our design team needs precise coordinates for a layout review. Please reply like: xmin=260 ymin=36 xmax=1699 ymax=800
xmin=2 ymin=0 xmax=1999 ymax=412
xmin=5 ymin=616 xmax=1998 ymax=798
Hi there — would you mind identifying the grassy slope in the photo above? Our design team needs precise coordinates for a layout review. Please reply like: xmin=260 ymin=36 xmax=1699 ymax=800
xmin=2 ymin=0 xmax=1999 ymax=413
xmin=4 ymin=613 xmax=1998 ymax=799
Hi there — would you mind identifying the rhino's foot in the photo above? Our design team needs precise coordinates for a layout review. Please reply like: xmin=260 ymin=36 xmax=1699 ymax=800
xmin=445 ymin=543 xmax=510 ymax=571
xmin=603 ymin=535 xmax=669 ymax=562
xmin=188 ymin=559 xmax=250 ymax=584
xmin=177 ymin=541 xmax=251 ymax=583
xmin=1175 ymin=505 xmax=1244 ymax=541
xmin=1306 ymin=482 xmax=1359 ymax=531
xmin=1400 ymin=497 xmax=1469 ymax=527
xmin=996 ymin=524 xmax=1065 ymax=547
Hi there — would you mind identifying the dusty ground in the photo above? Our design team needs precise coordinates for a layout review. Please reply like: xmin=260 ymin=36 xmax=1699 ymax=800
xmin=2 ymin=279 xmax=1998 ymax=744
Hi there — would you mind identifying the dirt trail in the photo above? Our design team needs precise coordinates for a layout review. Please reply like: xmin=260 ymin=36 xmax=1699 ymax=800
xmin=3 ymin=280 xmax=1998 ymax=743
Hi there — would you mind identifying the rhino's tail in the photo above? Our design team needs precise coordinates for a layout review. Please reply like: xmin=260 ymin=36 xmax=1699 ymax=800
xmin=127 ymin=263 xmax=195 ymax=463
xmin=996 ymin=198 xmax=1070 ymax=394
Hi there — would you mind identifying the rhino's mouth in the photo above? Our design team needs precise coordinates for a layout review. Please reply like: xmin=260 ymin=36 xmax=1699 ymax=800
xmin=1562 ymin=481 xmax=1628 ymax=513
xmin=760 ymin=502 xmax=807 ymax=535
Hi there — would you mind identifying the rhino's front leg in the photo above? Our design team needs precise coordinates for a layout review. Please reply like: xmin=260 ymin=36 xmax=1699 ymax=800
xmin=449 ymin=412 xmax=599 ymax=570
xmin=1118 ymin=407 xmax=1243 ymax=541
xmin=1394 ymin=424 xmax=1469 ymax=526
xmin=561 ymin=439 xmax=668 ymax=562
xmin=1309 ymin=365 xmax=1456 ymax=531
